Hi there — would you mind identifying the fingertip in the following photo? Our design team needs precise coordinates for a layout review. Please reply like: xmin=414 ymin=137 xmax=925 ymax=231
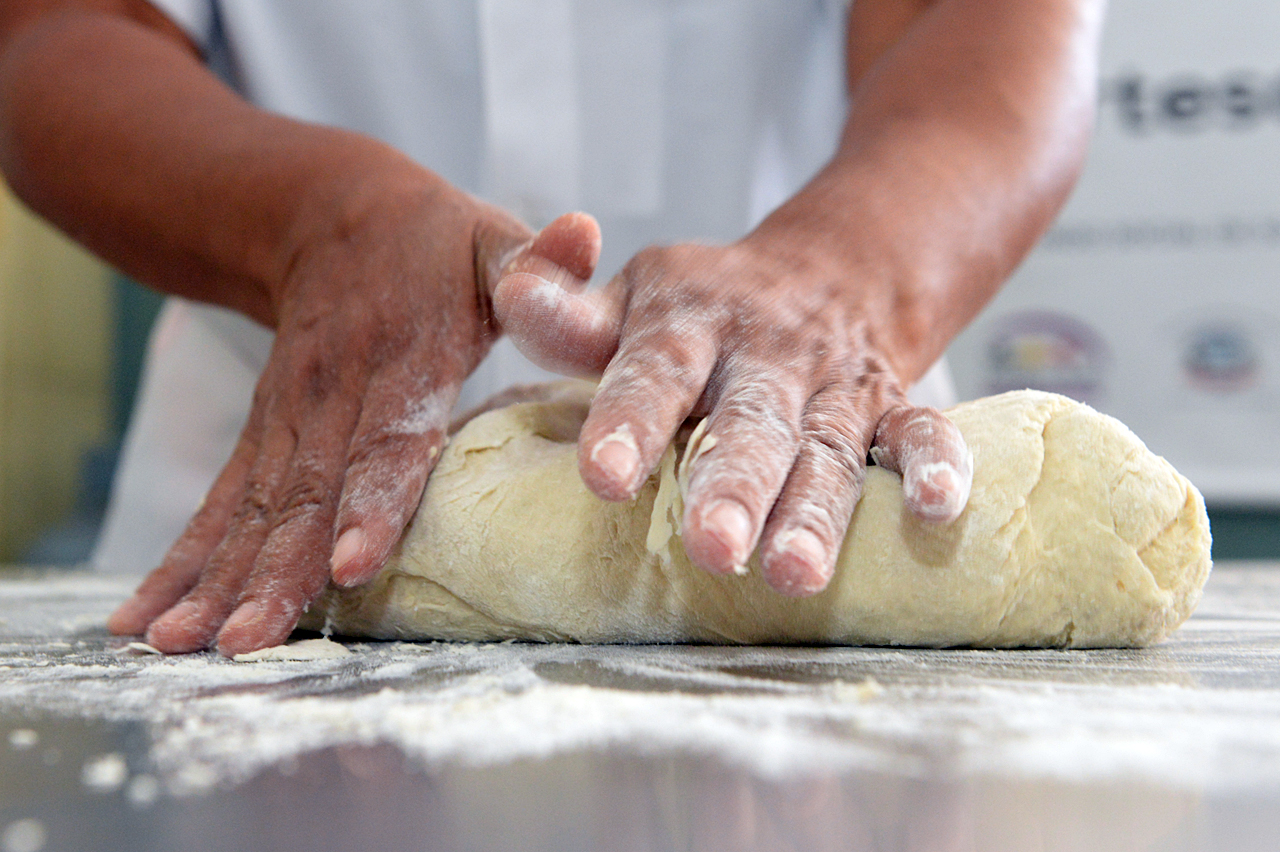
xmin=144 ymin=600 xmax=212 ymax=654
xmin=762 ymin=528 xmax=834 ymax=597
xmin=903 ymin=458 xmax=972 ymax=524
xmin=875 ymin=405 xmax=974 ymax=524
xmin=215 ymin=599 xmax=294 ymax=658
xmin=683 ymin=498 xmax=754 ymax=576
xmin=495 ymin=272 xmax=620 ymax=377
xmin=583 ymin=426 xmax=643 ymax=501
xmin=537 ymin=212 xmax=601 ymax=281
xmin=330 ymin=526 xmax=372 ymax=587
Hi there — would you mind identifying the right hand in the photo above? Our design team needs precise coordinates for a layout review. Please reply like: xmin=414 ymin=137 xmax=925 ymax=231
xmin=107 ymin=161 xmax=601 ymax=656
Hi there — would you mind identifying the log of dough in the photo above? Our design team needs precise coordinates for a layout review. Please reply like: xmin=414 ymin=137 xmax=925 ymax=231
xmin=301 ymin=382 xmax=1211 ymax=648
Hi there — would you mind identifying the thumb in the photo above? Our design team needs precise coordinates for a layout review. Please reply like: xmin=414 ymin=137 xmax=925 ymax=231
xmin=494 ymin=212 xmax=624 ymax=377
xmin=504 ymin=211 xmax=601 ymax=286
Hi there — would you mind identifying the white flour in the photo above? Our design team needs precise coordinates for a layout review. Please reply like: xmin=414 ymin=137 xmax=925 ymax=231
xmin=1 ymin=570 xmax=1279 ymax=799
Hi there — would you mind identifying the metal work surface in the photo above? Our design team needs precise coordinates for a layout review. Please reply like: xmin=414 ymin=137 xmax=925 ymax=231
xmin=0 ymin=564 xmax=1278 ymax=852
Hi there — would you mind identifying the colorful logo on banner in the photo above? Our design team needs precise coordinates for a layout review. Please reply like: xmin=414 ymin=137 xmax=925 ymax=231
xmin=986 ymin=311 xmax=1110 ymax=404
xmin=1181 ymin=322 xmax=1260 ymax=393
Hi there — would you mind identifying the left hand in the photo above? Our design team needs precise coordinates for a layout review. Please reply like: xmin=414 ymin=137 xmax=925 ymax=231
xmin=496 ymin=217 xmax=973 ymax=596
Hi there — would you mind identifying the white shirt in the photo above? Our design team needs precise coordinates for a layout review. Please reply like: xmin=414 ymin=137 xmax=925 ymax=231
xmin=93 ymin=0 xmax=954 ymax=573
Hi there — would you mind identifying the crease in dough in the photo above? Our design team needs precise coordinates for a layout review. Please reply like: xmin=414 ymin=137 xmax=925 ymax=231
xmin=301 ymin=382 xmax=1212 ymax=649
xmin=978 ymin=403 xmax=1058 ymax=645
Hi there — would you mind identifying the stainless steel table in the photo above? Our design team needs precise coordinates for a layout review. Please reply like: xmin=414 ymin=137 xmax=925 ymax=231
xmin=1 ymin=563 xmax=1277 ymax=852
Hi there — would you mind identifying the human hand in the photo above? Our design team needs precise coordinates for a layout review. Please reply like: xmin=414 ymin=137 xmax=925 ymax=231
xmin=494 ymin=219 xmax=973 ymax=596
xmin=106 ymin=171 xmax=601 ymax=655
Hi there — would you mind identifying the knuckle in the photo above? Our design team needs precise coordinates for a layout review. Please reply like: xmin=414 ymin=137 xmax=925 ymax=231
xmin=345 ymin=429 xmax=421 ymax=471
xmin=794 ymin=435 xmax=866 ymax=515
xmin=850 ymin=355 xmax=898 ymax=398
xmin=625 ymin=244 xmax=673 ymax=276
xmin=273 ymin=472 xmax=332 ymax=525
xmin=802 ymin=403 xmax=868 ymax=467
xmin=716 ymin=380 xmax=800 ymax=443
xmin=232 ymin=479 xmax=274 ymax=527
xmin=362 ymin=321 xmax=416 ymax=371
xmin=602 ymin=336 xmax=713 ymax=403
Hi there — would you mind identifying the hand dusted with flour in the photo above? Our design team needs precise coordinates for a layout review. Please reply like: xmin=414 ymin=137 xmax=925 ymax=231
xmin=106 ymin=203 xmax=600 ymax=656
xmin=491 ymin=0 xmax=1110 ymax=599
xmin=495 ymin=236 xmax=975 ymax=597
xmin=303 ymin=383 xmax=1212 ymax=648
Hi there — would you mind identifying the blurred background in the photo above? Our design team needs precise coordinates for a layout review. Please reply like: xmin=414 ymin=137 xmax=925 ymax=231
xmin=0 ymin=188 xmax=162 ymax=565
xmin=0 ymin=0 xmax=1277 ymax=567
xmin=946 ymin=0 xmax=1280 ymax=560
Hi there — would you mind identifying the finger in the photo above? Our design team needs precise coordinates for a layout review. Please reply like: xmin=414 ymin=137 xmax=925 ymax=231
xmin=870 ymin=405 xmax=973 ymax=523
xmin=494 ymin=212 xmax=622 ymax=375
xmin=577 ymin=327 xmax=718 ymax=501
xmin=215 ymin=398 xmax=361 ymax=656
xmin=503 ymin=211 xmax=601 ymax=287
xmin=143 ymin=423 xmax=296 ymax=653
xmin=678 ymin=373 xmax=806 ymax=577
xmin=106 ymin=412 xmax=262 ymax=636
xmin=328 ymin=377 xmax=458 ymax=588
xmin=494 ymin=273 xmax=624 ymax=376
xmin=758 ymin=386 xmax=882 ymax=597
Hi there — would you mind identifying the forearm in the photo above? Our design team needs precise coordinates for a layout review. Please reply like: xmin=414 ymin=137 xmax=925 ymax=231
xmin=0 ymin=6 xmax=427 ymax=325
xmin=751 ymin=0 xmax=1106 ymax=384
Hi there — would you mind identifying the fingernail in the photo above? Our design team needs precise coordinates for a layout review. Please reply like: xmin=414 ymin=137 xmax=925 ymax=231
xmin=330 ymin=527 xmax=368 ymax=586
xmin=157 ymin=600 xmax=199 ymax=628
xmin=770 ymin=528 xmax=830 ymax=596
xmin=702 ymin=500 xmax=752 ymax=566
xmin=591 ymin=433 xmax=640 ymax=491
xmin=220 ymin=601 xmax=262 ymax=637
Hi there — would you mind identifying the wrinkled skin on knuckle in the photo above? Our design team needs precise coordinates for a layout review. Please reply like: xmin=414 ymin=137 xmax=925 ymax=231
xmin=798 ymin=386 xmax=870 ymax=460
xmin=230 ymin=477 xmax=276 ymax=530
xmin=271 ymin=460 xmax=332 ymax=527
xmin=622 ymin=245 xmax=737 ymax=321
xmin=801 ymin=401 xmax=871 ymax=475
xmin=344 ymin=429 xmax=427 ymax=478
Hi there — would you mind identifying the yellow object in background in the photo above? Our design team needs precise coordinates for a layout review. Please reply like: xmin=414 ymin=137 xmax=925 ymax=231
xmin=0 ymin=183 xmax=113 ymax=562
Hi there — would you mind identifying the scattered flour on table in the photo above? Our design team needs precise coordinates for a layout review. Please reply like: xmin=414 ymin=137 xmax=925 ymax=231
xmin=1 ymin=571 xmax=1279 ymax=801
xmin=81 ymin=752 xmax=128 ymax=793
xmin=126 ymin=774 xmax=161 ymax=809
xmin=1 ymin=818 xmax=46 ymax=852
xmin=7 ymin=729 xmax=37 ymax=750
xmin=232 ymin=637 xmax=353 ymax=662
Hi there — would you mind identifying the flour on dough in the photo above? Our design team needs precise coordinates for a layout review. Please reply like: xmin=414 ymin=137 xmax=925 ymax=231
xmin=301 ymin=382 xmax=1211 ymax=648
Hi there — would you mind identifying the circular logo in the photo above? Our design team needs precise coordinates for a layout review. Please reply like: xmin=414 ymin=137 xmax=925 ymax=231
xmin=986 ymin=311 xmax=1109 ymax=403
xmin=1182 ymin=323 xmax=1259 ymax=392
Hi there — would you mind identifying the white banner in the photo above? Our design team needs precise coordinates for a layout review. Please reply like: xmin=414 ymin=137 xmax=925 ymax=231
xmin=947 ymin=0 xmax=1280 ymax=505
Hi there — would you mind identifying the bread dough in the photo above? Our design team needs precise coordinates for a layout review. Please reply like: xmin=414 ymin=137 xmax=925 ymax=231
xmin=300 ymin=383 xmax=1211 ymax=648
